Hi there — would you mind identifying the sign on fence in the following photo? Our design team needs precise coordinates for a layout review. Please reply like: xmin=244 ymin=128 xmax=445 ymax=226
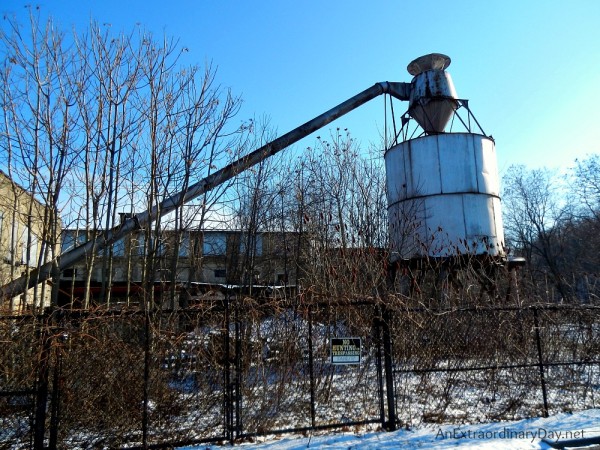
xmin=330 ymin=337 xmax=361 ymax=364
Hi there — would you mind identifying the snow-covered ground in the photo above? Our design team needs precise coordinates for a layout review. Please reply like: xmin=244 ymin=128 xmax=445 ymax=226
xmin=181 ymin=409 xmax=600 ymax=449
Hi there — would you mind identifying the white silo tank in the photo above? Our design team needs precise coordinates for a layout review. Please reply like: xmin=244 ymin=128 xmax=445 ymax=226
xmin=386 ymin=134 xmax=504 ymax=261
xmin=385 ymin=54 xmax=505 ymax=262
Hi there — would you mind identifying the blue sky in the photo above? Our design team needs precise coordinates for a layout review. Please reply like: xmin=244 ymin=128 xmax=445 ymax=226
xmin=2 ymin=0 xmax=600 ymax=174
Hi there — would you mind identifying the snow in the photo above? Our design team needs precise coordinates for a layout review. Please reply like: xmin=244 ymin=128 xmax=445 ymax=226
xmin=180 ymin=409 xmax=600 ymax=449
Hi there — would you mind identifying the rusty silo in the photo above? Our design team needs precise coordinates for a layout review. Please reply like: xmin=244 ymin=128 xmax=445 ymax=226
xmin=385 ymin=54 xmax=505 ymax=264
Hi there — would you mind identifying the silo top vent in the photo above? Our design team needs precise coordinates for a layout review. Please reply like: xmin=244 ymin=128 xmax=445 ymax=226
xmin=407 ymin=53 xmax=457 ymax=134
xmin=407 ymin=53 xmax=451 ymax=76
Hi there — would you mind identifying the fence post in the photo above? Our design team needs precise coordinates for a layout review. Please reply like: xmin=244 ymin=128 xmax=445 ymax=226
xmin=374 ymin=312 xmax=385 ymax=427
xmin=48 ymin=344 xmax=61 ymax=450
xmin=48 ymin=312 xmax=65 ymax=450
xmin=234 ymin=297 xmax=242 ymax=438
xmin=33 ymin=315 xmax=51 ymax=450
xmin=307 ymin=305 xmax=316 ymax=428
xmin=224 ymin=294 xmax=233 ymax=444
xmin=141 ymin=309 xmax=152 ymax=449
xmin=532 ymin=307 xmax=549 ymax=417
xmin=381 ymin=305 xmax=397 ymax=431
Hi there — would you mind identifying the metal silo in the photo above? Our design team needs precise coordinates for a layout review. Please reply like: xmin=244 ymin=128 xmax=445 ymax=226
xmin=385 ymin=54 xmax=505 ymax=263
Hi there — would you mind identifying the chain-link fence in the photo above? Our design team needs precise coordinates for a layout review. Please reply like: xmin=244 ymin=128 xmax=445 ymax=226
xmin=0 ymin=299 xmax=386 ymax=448
xmin=389 ymin=305 xmax=600 ymax=426
xmin=0 ymin=314 xmax=41 ymax=448
xmin=1 ymin=301 xmax=599 ymax=449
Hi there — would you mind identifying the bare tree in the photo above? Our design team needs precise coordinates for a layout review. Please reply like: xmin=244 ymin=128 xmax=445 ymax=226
xmin=1 ymin=11 xmax=246 ymax=310
xmin=574 ymin=155 xmax=600 ymax=220
xmin=160 ymin=64 xmax=245 ymax=308
xmin=294 ymin=130 xmax=389 ymax=299
xmin=228 ymin=119 xmax=280 ymax=288
xmin=0 ymin=11 xmax=81 ymax=310
xmin=502 ymin=165 xmax=573 ymax=301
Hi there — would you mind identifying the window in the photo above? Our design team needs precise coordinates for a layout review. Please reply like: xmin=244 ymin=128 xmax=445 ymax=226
xmin=30 ymin=233 xmax=39 ymax=266
xmin=148 ymin=236 xmax=162 ymax=256
xmin=277 ymin=272 xmax=288 ymax=285
xmin=0 ymin=212 xmax=4 ymax=261
xmin=113 ymin=267 xmax=124 ymax=280
xmin=11 ymin=219 xmax=18 ymax=261
xmin=112 ymin=238 xmax=126 ymax=257
xmin=214 ymin=268 xmax=227 ymax=279
xmin=61 ymin=230 xmax=87 ymax=252
xmin=179 ymin=232 xmax=190 ymax=257
xmin=61 ymin=268 xmax=78 ymax=278
xmin=203 ymin=232 xmax=227 ymax=256
xmin=239 ymin=234 xmax=263 ymax=257
xmin=155 ymin=238 xmax=166 ymax=256
xmin=135 ymin=234 xmax=145 ymax=255
xmin=22 ymin=230 xmax=39 ymax=266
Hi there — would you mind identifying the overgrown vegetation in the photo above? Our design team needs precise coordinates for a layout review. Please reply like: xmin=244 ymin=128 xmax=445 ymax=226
xmin=1 ymin=8 xmax=600 ymax=450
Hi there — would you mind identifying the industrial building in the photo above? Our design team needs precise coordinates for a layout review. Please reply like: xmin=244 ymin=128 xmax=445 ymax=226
xmin=58 ymin=228 xmax=303 ymax=307
xmin=0 ymin=170 xmax=56 ymax=312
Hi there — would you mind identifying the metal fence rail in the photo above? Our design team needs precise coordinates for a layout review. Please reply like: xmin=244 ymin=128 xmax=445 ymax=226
xmin=0 ymin=302 xmax=599 ymax=448
xmin=390 ymin=305 xmax=600 ymax=425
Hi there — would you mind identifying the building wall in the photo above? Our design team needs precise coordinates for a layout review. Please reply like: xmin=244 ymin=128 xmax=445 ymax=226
xmin=59 ymin=228 xmax=304 ymax=306
xmin=0 ymin=171 xmax=54 ymax=312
